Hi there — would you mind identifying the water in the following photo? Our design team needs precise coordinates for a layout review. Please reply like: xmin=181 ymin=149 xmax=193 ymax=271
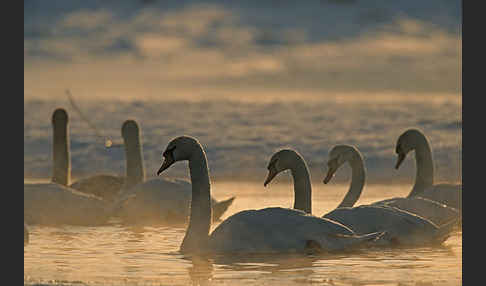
xmin=24 ymin=181 xmax=462 ymax=286
xmin=24 ymin=97 xmax=461 ymax=185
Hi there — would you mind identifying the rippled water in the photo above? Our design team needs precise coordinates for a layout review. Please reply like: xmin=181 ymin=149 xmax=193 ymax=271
xmin=24 ymin=181 xmax=462 ymax=286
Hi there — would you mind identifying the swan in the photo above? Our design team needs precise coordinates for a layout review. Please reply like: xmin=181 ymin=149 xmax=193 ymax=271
xmin=320 ymin=145 xmax=458 ymax=246
xmin=41 ymin=108 xmax=124 ymax=202
xmin=24 ymin=109 xmax=116 ymax=226
xmin=156 ymin=136 xmax=384 ymax=254
xmin=263 ymin=149 xmax=312 ymax=214
xmin=114 ymin=121 xmax=234 ymax=225
xmin=393 ymin=128 xmax=462 ymax=211
xmin=263 ymin=147 xmax=457 ymax=246
xmin=24 ymin=222 xmax=29 ymax=246
xmin=368 ymin=130 xmax=461 ymax=226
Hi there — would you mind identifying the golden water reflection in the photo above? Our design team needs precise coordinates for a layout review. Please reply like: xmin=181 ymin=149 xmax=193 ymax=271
xmin=24 ymin=181 xmax=461 ymax=286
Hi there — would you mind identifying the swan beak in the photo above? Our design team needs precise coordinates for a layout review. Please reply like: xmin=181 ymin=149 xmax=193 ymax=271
xmin=395 ymin=153 xmax=406 ymax=170
xmin=323 ymin=166 xmax=337 ymax=184
xmin=264 ymin=169 xmax=278 ymax=187
xmin=157 ymin=156 xmax=175 ymax=176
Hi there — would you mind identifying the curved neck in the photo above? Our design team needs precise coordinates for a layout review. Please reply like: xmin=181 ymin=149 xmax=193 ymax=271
xmin=337 ymin=154 xmax=365 ymax=208
xmin=181 ymin=145 xmax=212 ymax=253
xmin=52 ymin=121 xmax=70 ymax=186
xmin=289 ymin=155 xmax=312 ymax=214
xmin=123 ymin=132 xmax=145 ymax=189
xmin=408 ymin=134 xmax=434 ymax=197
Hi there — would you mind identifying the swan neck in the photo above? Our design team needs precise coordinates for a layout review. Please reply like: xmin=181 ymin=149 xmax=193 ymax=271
xmin=408 ymin=134 xmax=434 ymax=197
xmin=52 ymin=120 xmax=70 ymax=186
xmin=123 ymin=132 xmax=145 ymax=189
xmin=337 ymin=155 xmax=365 ymax=208
xmin=181 ymin=146 xmax=211 ymax=252
xmin=290 ymin=156 xmax=312 ymax=214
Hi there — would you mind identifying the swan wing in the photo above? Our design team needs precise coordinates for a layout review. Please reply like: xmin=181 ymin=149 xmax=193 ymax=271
xmin=208 ymin=207 xmax=380 ymax=253
xmin=371 ymin=197 xmax=460 ymax=226
xmin=323 ymin=205 xmax=451 ymax=246
xmin=419 ymin=184 xmax=462 ymax=210
xmin=70 ymin=174 xmax=125 ymax=202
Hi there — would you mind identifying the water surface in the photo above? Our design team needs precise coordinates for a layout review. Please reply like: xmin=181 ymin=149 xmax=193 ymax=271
xmin=24 ymin=181 xmax=462 ymax=286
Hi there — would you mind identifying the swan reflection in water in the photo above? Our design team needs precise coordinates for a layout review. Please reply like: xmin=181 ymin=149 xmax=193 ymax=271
xmin=185 ymin=253 xmax=318 ymax=286
xmin=183 ymin=242 xmax=458 ymax=286
xmin=187 ymin=256 xmax=214 ymax=286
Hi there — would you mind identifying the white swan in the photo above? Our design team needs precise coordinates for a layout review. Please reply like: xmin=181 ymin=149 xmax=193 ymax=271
xmin=156 ymin=136 xmax=383 ymax=254
xmin=321 ymin=145 xmax=458 ymax=246
xmin=114 ymin=121 xmax=234 ymax=225
xmin=40 ymin=107 xmax=124 ymax=202
xmin=263 ymin=147 xmax=457 ymax=246
xmin=368 ymin=130 xmax=461 ymax=226
xmin=263 ymin=149 xmax=312 ymax=214
xmin=24 ymin=109 xmax=114 ymax=226
xmin=393 ymin=128 xmax=462 ymax=211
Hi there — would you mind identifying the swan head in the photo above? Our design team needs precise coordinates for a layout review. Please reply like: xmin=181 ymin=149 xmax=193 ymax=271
xmin=121 ymin=120 xmax=140 ymax=140
xmin=157 ymin=136 xmax=200 ymax=175
xmin=52 ymin=108 xmax=68 ymax=125
xmin=323 ymin=145 xmax=358 ymax=184
xmin=264 ymin=149 xmax=302 ymax=187
xmin=395 ymin=128 xmax=424 ymax=169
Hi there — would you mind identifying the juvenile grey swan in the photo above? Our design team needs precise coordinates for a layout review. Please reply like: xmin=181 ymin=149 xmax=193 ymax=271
xmin=24 ymin=109 xmax=115 ymax=226
xmin=114 ymin=121 xmax=234 ymax=225
xmin=321 ymin=145 xmax=458 ymax=246
xmin=157 ymin=136 xmax=383 ymax=254
xmin=392 ymin=128 xmax=462 ymax=211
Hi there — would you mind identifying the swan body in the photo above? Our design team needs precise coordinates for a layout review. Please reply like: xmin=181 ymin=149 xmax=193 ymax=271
xmin=370 ymin=196 xmax=459 ymax=226
xmin=24 ymin=109 xmax=114 ymax=226
xmin=116 ymin=177 xmax=235 ymax=225
xmin=323 ymin=205 xmax=455 ymax=246
xmin=24 ymin=183 xmax=111 ymax=226
xmin=70 ymin=174 xmax=125 ymax=202
xmin=157 ymin=136 xmax=383 ymax=254
xmin=114 ymin=121 xmax=234 ymax=225
xmin=263 ymin=146 xmax=456 ymax=246
xmin=393 ymin=129 xmax=462 ymax=211
xmin=416 ymin=184 xmax=462 ymax=211
xmin=207 ymin=207 xmax=382 ymax=253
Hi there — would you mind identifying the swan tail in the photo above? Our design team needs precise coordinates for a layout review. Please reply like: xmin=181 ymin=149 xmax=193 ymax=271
xmin=211 ymin=197 xmax=236 ymax=221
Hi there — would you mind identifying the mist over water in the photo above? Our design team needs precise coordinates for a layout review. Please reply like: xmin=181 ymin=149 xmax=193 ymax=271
xmin=24 ymin=96 xmax=461 ymax=185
